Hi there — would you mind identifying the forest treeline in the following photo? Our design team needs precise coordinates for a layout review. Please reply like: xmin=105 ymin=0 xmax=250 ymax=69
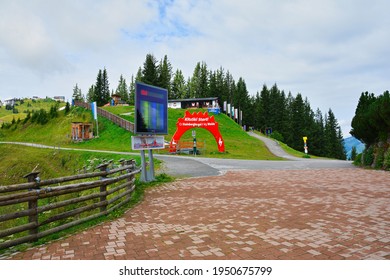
xmin=73 ymin=53 xmax=346 ymax=159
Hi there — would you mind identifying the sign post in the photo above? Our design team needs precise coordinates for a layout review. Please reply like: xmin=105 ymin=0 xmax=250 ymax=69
xmin=91 ymin=101 xmax=99 ymax=138
xmin=133 ymin=82 xmax=168 ymax=182
xmin=192 ymin=130 xmax=197 ymax=156
xmin=303 ymin=136 xmax=308 ymax=154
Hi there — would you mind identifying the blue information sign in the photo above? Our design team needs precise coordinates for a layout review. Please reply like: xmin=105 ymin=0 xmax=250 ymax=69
xmin=135 ymin=82 xmax=168 ymax=135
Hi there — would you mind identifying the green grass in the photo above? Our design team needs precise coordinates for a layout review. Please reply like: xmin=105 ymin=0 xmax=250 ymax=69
xmin=0 ymin=144 xmax=141 ymax=185
xmin=0 ymin=98 xmax=66 ymax=124
xmin=1 ymin=105 xmax=281 ymax=160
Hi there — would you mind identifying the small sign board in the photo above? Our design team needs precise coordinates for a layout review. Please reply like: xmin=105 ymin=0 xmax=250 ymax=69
xmin=208 ymin=108 xmax=220 ymax=114
xmin=131 ymin=136 xmax=165 ymax=150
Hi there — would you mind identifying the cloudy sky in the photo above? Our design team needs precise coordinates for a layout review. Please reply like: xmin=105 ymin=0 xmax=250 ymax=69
xmin=1 ymin=0 xmax=389 ymax=136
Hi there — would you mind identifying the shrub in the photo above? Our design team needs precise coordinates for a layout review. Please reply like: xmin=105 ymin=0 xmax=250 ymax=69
xmin=270 ymin=131 xmax=284 ymax=142
xmin=354 ymin=153 xmax=363 ymax=166
xmin=374 ymin=147 xmax=385 ymax=169
xmin=363 ymin=146 xmax=374 ymax=166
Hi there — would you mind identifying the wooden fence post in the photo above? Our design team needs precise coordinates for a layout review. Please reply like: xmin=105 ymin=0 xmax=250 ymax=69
xmin=126 ymin=160 xmax=136 ymax=199
xmin=24 ymin=171 xmax=40 ymax=242
xmin=97 ymin=163 xmax=109 ymax=213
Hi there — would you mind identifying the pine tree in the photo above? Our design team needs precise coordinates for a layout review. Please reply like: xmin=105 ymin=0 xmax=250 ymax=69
xmin=94 ymin=69 xmax=103 ymax=105
xmin=324 ymin=109 xmax=346 ymax=159
xmin=129 ymin=75 xmax=135 ymax=105
xmin=189 ymin=62 xmax=201 ymax=98
xmin=350 ymin=92 xmax=377 ymax=145
xmin=290 ymin=93 xmax=306 ymax=151
xmin=225 ymin=71 xmax=235 ymax=106
xmin=310 ymin=108 xmax=325 ymax=156
xmin=86 ymin=85 xmax=95 ymax=103
xmin=157 ymin=55 xmax=172 ymax=93
xmin=234 ymin=77 xmax=250 ymax=125
xmin=350 ymin=146 xmax=357 ymax=161
xmin=102 ymin=68 xmax=110 ymax=105
xmin=171 ymin=69 xmax=186 ymax=99
xmin=116 ymin=75 xmax=129 ymax=104
xmin=72 ymin=83 xmax=84 ymax=101
xmin=142 ymin=54 xmax=158 ymax=86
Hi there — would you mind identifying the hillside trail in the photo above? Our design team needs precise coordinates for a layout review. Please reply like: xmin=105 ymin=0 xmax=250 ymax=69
xmin=247 ymin=131 xmax=305 ymax=160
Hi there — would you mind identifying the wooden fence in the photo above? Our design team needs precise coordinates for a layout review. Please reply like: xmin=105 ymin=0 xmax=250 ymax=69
xmin=74 ymin=101 xmax=135 ymax=133
xmin=0 ymin=160 xmax=141 ymax=250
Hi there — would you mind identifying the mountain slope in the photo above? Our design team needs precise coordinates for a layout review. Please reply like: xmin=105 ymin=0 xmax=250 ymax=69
xmin=344 ymin=136 xmax=365 ymax=159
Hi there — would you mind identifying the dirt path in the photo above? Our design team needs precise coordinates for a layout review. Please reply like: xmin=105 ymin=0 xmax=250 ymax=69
xmin=4 ymin=168 xmax=389 ymax=260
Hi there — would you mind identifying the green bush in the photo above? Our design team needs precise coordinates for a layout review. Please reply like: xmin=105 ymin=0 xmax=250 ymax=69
xmin=270 ymin=131 xmax=284 ymax=142
xmin=363 ymin=146 xmax=374 ymax=166
xmin=354 ymin=153 xmax=363 ymax=166
xmin=375 ymin=147 xmax=385 ymax=169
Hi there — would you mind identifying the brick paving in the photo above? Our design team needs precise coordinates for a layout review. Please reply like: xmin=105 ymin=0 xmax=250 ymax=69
xmin=4 ymin=168 xmax=390 ymax=260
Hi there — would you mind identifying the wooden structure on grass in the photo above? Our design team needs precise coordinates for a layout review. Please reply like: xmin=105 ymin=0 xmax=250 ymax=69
xmin=71 ymin=122 xmax=93 ymax=141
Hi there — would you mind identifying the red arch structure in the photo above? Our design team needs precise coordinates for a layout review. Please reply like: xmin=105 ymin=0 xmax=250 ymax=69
xmin=170 ymin=111 xmax=225 ymax=153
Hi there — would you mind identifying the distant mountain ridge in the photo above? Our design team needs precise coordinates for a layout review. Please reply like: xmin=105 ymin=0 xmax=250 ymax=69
xmin=344 ymin=136 xmax=365 ymax=159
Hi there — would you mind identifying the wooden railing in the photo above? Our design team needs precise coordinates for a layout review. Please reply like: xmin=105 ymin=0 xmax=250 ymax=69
xmin=0 ymin=160 xmax=141 ymax=250
xmin=74 ymin=101 xmax=135 ymax=133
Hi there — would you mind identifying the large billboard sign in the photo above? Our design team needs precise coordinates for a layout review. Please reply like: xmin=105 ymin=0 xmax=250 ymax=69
xmin=135 ymin=82 xmax=168 ymax=135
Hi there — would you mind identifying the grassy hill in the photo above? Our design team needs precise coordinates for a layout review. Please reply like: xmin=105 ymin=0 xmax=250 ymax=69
xmin=1 ymin=104 xmax=280 ymax=160
xmin=0 ymin=98 xmax=65 ymax=124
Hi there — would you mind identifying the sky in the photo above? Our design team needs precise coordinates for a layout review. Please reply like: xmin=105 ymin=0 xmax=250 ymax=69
xmin=0 ymin=0 xmax=389 ymax=137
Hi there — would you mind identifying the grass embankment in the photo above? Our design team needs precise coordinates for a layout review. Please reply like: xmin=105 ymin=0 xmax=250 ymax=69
xmin=1 ymin=105 xmax=281 ymax=160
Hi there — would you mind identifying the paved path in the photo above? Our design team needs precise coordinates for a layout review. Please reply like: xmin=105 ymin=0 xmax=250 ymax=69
xmin=247 ymin=132 xmax=303 ymax=160
xmin=4 ymin=168 xmax=389 ymax=260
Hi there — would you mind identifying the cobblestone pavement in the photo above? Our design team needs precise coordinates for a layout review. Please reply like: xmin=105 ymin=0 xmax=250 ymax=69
xmin=5 ymin=168 xmax=390 ymax=260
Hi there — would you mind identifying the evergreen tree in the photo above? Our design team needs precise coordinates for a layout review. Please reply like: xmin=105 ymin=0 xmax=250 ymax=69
xmin=310 ymin=108 xmax=325 ymax=156
xmin=208 ymin=70 xmax=217 ymax=100
xmin=94 ymin=69 xmax=103 ymax=105
xmin=290 ymin=93 xmax=306 ymax=151
xmin=350 ymin=146 xmax=357 ymax=161
xmin=72 ymin=83 xmax=84 ymax=101
xmin=142 ymin=54 xmax=158 ymax=86
xmin=350 ymin=92 xmax=377 ymax=145
xmin=189 ymin=62 xmax=201 ymax=98
xmin=135 ymin=67 xmax=143 ymax=82
xmin=65 ymin=102 xmax=71 ymax=114
xmin=259 ymin=84 xmax=271 ymax=132
xmin=102 ymin=68 xmax=110 ymax=105
xmin=225 ymin=71 xmax=235 ymax=105
xmin=171 ymin=69 xmax=186 ymax=99
xmin=324 ymin=109 xmax=346 ymax=159
xmin=115 ymin=75 xmax=129 ymax=103
xmin=157 ymin=55 xmax=172 ymax=93
xmin=215 ymin=67 xmax=226 ymax=102
xmin=234 ymin=77 xmax=250 ymax=125
xmin=86 ymin=85 xmax=95 ymax=103
xmin=129 ymin=75 xmax=135 ymax=105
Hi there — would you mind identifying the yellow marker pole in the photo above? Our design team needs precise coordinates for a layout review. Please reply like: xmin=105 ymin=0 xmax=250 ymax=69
xmin=303 ymin=137 xmax=308 ymax=154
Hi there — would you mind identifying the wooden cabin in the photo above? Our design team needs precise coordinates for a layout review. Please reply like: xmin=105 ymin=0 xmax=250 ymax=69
xmin=71 ymin=122 xmax=93 ymax=141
